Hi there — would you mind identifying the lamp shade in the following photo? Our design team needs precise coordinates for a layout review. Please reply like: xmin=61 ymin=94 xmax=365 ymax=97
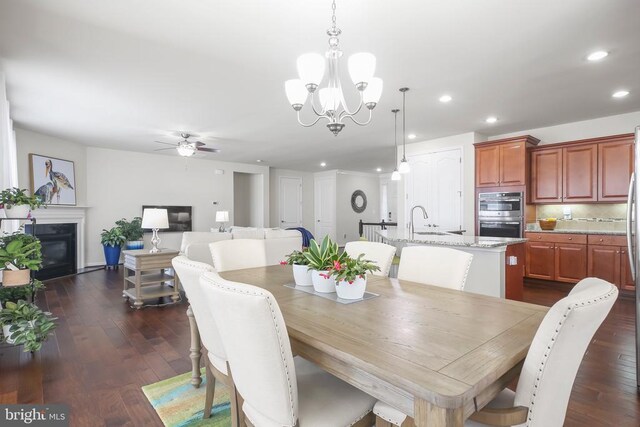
xmin=363 ymin=77 xmax=383 ymax=104
xmin=285 ymin=79 xmax=308 ymax=106
xmin=348 ymin=52 xmax=376 ymax=86
xmin=297 ymin=53 xmax=325 ymax=86
xmin=142 ymin=208 xmax=169 ymax=229
xmin=215 ymin=211 xmax=229 ymax=222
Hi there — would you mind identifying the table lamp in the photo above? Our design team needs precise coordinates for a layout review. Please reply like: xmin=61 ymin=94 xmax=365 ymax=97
xmin=142 ymin=208 xmax=169 ymax=253
xmin=216 ymin=210 xmax=229 ymax=232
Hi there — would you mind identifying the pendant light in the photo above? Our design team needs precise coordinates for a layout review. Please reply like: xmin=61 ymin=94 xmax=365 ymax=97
xmin=391 ymin=109 xmax=401 ymax=181
xmin=398 ymin=87 xmax=411 ymax=174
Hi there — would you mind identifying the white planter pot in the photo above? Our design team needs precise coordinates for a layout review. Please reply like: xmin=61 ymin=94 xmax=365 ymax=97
xmin=311 ymin=270 xmax=336 ymax=293
xmin=336 ymin=276 xmax=367 ymax=300
xmin=292 ymin=264 xmax=313 ymax=287
xmin=3 ymin=204 xmax=31 ymax=219
xmin=2 ymin=324 xmax=16 ymax=344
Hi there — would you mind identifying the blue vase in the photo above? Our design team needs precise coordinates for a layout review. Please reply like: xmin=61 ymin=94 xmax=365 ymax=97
xmin=103 ymin=244 xmax=122 ymax=266
xmin=126 ymin=240 xmax=144 ymax=250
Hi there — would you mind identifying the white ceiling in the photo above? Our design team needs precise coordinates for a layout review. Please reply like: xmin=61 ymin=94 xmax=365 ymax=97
xmin=0 ymin=0 xmax=639 ymax=172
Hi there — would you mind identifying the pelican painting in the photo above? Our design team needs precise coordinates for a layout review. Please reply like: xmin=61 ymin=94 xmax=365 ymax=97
xmin=29 ymin=154 xmax=77 ymax=205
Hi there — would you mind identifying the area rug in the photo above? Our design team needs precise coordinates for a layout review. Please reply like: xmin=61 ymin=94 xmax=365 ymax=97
xmin=142 ymin=368 xmax=231 ymax=427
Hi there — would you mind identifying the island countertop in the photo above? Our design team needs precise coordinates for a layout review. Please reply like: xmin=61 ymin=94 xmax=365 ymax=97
xmin=377 ymin=229 xmax=528 ymax=248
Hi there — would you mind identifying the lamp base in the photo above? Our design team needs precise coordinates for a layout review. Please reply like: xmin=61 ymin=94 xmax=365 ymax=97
xmin=218 ymin=222 xmax=227 ymax=233
xmin=150 ymin=228 xmax=162 ymax=253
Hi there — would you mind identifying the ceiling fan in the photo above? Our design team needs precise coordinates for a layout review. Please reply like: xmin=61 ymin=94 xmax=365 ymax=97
xmin=154 ymin=133 xmax=221 ymax=157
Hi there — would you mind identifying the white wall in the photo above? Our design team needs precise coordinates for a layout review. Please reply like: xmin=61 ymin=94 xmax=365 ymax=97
xmin=397 ymin=132 xmax=486 ymax=235
xmin=489 ymin=110 xmax=640 ymax=144
xmin=15 ymin=128 xmax=88 ymax=205
xmin=336 ymin=171 xmax=381 ymax=246
xmin=269 ymin=168 xmax=315 ymax=230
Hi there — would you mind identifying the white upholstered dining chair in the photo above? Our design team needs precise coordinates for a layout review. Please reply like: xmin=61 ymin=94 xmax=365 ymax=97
xmin=209 ymin=239 xmax=267 ymax=272
xmin=171 ymin=256 xmax=239 ymax=425
xmin=344 ymin=241 xmax=397 ymax=277
xmin=374 ymin=277 xmax=618 ymax=427
xmin=200 ymin=271 xmax=377 ymax=427
xmin=397 ymin=246 xmax=473 ymax=290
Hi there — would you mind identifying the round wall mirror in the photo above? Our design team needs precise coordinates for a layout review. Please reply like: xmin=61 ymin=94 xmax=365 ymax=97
xmin=351 ymin=190 xmax=367 ymax=213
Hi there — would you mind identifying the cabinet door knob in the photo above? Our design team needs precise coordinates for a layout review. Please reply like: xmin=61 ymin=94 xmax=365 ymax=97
xmin=599 ymin=238 xmax=603 ymax=242
xmin=568 ymin=237 xmax=572 ymax=240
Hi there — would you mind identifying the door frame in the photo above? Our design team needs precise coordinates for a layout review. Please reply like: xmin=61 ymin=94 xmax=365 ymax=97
xmin=403 ymin=145 xmax=464 ymax=231
xmin=278 ymin=175 xmax=303 ymax=228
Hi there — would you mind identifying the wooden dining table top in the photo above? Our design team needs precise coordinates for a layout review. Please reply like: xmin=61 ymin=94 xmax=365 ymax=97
xmin=220 ymin=265 xmax=548 ymax=422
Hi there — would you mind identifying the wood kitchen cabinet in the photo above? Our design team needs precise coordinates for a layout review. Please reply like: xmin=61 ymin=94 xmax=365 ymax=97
xmin=475 ymin=136 xmax=539 ymax=188
xmin=530 ymin=133 xmax=634 ymax=204
xmin=555 ymin=243 xmax=588 ymax=283
xmin=587 ymin=234 xmax=635 ymax=291
xmin=525 ymin=241 xmax=555 ymax=280
xmin=525 ymin=232 xmax=587 ymax=284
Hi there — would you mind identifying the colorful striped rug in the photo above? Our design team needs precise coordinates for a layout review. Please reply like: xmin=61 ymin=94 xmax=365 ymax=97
xmin=142 ymin=368 xmax=231 ymax=427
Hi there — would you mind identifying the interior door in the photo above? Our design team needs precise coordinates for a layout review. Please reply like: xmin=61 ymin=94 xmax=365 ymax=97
xmin=406 ymin=148 xmax=462 ymax=231
xmin=279 ymin=176 xmax=302 ymax=229
xmin=314 ymin=176 xmax=336 ymax=241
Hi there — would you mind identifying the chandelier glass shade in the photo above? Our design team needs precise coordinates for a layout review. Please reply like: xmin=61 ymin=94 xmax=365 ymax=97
xmin=284 ymin=0 xmax=382 ymax=136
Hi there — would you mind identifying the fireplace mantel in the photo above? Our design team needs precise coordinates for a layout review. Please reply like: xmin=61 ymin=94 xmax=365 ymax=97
xmin=31 ymin=206 xmax=88 ymax=269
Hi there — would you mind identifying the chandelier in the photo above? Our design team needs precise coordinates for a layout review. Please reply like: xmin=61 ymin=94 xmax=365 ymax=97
xmin=284 ymin=0 xmax=382 ymax=136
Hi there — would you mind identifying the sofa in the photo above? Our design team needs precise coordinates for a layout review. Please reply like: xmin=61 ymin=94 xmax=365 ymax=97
xmin=180 ymin=227 xmax=303 ymax=266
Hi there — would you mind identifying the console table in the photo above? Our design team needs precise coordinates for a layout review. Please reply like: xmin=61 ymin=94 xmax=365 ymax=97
xmin=122 ymin=249 xmax=180 ymax=308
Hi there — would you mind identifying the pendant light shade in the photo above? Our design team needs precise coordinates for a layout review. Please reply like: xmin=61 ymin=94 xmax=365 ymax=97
xmin=391 ymin=169 xmax=402 ymax=181
xmin=297 ymin=53 xmax=325 ymax=87
xmin=398 ymin=159 xmax=411 ymax=174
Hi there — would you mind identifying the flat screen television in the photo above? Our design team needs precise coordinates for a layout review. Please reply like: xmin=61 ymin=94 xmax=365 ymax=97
xmin=142 ymin=205 xmax=193 ymax=232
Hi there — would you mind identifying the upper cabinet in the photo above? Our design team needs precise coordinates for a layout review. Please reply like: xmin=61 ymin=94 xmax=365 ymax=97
xmin=475 ymin=136 xmax=540 ymax=188
xmin=530 ymin=133 xmax=634 ymax=204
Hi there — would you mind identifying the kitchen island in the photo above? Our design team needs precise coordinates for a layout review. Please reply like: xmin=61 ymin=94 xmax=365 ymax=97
xmin=378 ymin=229 xmax=527 ymax=300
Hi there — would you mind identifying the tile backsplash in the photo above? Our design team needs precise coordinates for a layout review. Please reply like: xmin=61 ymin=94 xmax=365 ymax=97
xmin=536 ymin=204 xmax=627 ymax=220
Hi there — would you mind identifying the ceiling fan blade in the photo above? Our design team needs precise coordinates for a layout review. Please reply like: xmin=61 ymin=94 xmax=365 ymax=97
xmin=154 ymin=147 xmax=176 ymax=152
xmin=155 ymin=141 xmax=176 ymax=146
xmin=194 ymin=141 xmax=206 ymax=146
xmin=196 ymin=147 xmax=220 ymax=153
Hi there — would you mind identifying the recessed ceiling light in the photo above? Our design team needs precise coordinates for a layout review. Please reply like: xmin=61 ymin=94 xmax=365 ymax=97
xmin=320 ymin=162 xmax=327 ymax=167
xmin=485 ymin=116 xmax=498 ymax=124
xmin=439 ymin=95 xmax=452 ymax=103
xmin=256 ymin=159 xmax=263 ymax=163
xmin=612 ymin=90 xmax=629 ymax=98
xmin=587 ymin=50 xmax=608 ymax=61
xmin=376 ymin=167 xmax=382 ymax=172
xmin=408 ymin=134 xmax=417 ymax=140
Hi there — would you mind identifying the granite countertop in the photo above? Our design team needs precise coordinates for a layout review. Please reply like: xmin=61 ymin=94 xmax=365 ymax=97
xmin=377 ymin=229 xmax=527 ymax=248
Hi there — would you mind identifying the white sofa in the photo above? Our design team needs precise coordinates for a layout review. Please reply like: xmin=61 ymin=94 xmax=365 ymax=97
xmin=180 ymin=227 xmax=302 ymax=267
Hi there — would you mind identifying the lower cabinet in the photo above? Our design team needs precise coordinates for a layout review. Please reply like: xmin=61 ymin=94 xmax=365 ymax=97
xmin=526 ymin=232 xmax=634 ymax=291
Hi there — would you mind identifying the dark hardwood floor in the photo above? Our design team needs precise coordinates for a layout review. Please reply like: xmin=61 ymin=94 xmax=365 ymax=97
xmin=0 ymin=271 xmax=638 ymax=426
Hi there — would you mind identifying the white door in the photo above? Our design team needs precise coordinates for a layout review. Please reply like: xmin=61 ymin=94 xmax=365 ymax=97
xmin=279 ymin=176 xmax=302 ymax=229
xmin=406 ymin=148 xmax=462 ymax=231
xmin=314 ymin=176 xmax=336 ymax=241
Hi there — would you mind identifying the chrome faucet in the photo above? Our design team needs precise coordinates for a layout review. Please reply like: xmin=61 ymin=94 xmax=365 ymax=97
xmin=410 ymin=205 xmax=428 ymax=235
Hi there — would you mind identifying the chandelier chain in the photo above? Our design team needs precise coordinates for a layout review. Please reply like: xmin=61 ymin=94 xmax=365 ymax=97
xmin=331 ymin=0 xmax=337 ymax=31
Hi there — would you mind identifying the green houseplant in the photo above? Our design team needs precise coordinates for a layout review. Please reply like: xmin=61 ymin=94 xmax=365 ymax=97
xmin=303 ymin=236 xmax=348 ymax=293
xmin=0 ymin=187 xmax=44 ymax=218
xmin=328 ymin=254 xmax=380 ymax=300
xmin=0 ymin=232 xmax=43 ymax=286
xmin=115 ymin=217 xmax=144 ymax=250
xmin=0 ymin=300 xmax=57 ymax=352
xmin=282 ymin=249 xmax=313 ymax=287
xmin=101 ymin=227 xmax=126 ymax=267
xmin=0 ymin=279 xmax=44 ymax=305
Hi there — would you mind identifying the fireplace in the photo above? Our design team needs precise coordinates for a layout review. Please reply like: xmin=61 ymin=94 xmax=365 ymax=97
xmin=25 ymin=223 xmax=77 ymax=280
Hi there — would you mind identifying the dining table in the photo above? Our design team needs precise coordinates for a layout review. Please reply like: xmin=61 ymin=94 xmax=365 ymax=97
xmin=187 ymin=265 xmax=548 ymax=427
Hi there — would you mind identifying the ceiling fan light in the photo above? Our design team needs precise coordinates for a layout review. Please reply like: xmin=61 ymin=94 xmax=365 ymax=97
xmin=348 ymin=52 xmax=376 ymax=88
xmin=398 ymin=159 xmax=411 ymax=174
xmin=297 ymin=53 xmax=325 ymax=87
xmin=391 ymin=169 xmax=402 ymax=181
xmin=176 ymin=143 xmax=196 ymax=157
xmin=363 ymin=77 xmax=383 ymax=105
xmin=285 ymin=79 xmax=308 ymax=107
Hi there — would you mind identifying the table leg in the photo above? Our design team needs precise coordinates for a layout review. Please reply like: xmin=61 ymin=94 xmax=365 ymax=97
xmin=187 ymin=305 xmax=202 ymax=388
xmin=122 ymin=268 xmax=128 ymax=298
xmin=414 ymin=399 xmax=463 ymax=427
xmin=171 ymin=274 xmax=181 ymax=302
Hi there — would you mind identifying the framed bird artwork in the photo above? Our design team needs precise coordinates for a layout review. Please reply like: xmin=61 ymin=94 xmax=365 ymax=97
xmin=29 ymin=154 xmax=77 ymax=206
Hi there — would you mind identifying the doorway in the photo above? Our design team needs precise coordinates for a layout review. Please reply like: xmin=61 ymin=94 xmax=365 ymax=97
xmin=233 ymin=172 xmax=264 ymax=227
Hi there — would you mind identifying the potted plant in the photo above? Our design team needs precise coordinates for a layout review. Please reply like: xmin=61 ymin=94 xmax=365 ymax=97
xmin=303 ymin=236 xmax=348 ymax=293
xmin=0 ymin=300 xmax=56 ymax=352
xmin=101 ymin=227 xmax=126 ymax=267
xmin=281 ymin=249 xmax=313 ymax=286
xmin=328 ymin=254 xmax=380 ymax=300
xmin=0 ymin=279 xmax=44 ymax=305
xmin=115 ymin=217 xmax=144 ymax=250
xmin=0 ymin=187 xmax=44 ymax=218
xmin=0 ymin=232 xmax=42 ymax=287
